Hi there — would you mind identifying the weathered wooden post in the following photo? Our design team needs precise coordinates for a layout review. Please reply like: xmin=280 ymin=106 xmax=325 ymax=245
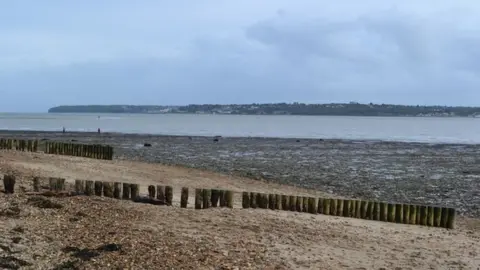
xmin=446 ymin=208 xmax=455 ymax=229
xmin=281 ymin=195 xmax=289 ymax=210
xmin=275 ymin=194 xmax=281 ymax=210
xmin=3 ymin=175 xmax=16 ymax=194
xmin=302 ymin=197 xmax=308 ymax=212
xmin=195 ymin=189 xmax=203 ymax=209
xmin=74 ymin=180 xmax=85 ymax=195
xmin=260 ymin=193 xmax=268 ymax=209
xmin=427 ymin=206 xmax=434 ymax=226
xmin=33 ymin=177 xmax=41 ymax=192
xmin=287 ymin=196 xmax=295 ymax=211
xmin=403 ymin=204 xmax=410 ymax=224
xmin=379 ymin=202 xmax=387 ymax=221
xmin=336 ymin=199 xmax=344 ymax=216
xmin=242 ymin=192 xmax=250 ymax=208
xmin=165 ymin=186 xmax=173 ymax=205
xmin=317 ymin=198 xmax=324 ymax=214
xmin=308 ymin=197 xmax=317 ymax=214
xmin=268 ymin=194 xmax=276 ymax=210
xmin=225 ymin=190 xmax=234 ymax=208
xmin=130 ymin=184 xmax=140 ymax=200
xmin=156 ymin=185 xmax=165 ymax=202
xmin=372 ymin=202 xmax=380 ymax=220
xmin=249 ymin=192 xmax=257 ymax=208
xmin=148 ymin=185 xmax=156 ymax=198
xmin=433 ymin=206 xmax=441 ymax=227
xmin=387 ymin=203 xmax=395 ymax=222
xmin=113 ymin=182 xmax=122 ymax=199
xmin=440 ymin=207 xmax=448 ymax=228
xmin=219 ymin=190 xmax=226 ymax=207
xmin=94 ymin=181 xmax=103 ymax=196
xmin=295 ymin=196 xmax=302 ymax=212
xmin=409 ymin=205 xmax=417 ymax=225
xmin=85 ymin=180 xmax=94 ymax=195
xmin=395 ymin=204 xmax=404 ymax=223
xmin=343 ymin=199 xmax=351 ymax=217
xmin=103 ymin=182 xmax=114 ymax=198
xmin=180 ymin=187 xmax=189 ymax=208
xmin=211 ymin=189 xmax=220 ymax=207
xmin=122 ymin=183 xmax=131 ymax=199
xmin=202 ymin=189 xmax=211 ymax=209
xmin=419 ymin=205 xmax=427 ymax=225
xmin=33 ymin=140 xmax=38 ymax=152
xmin=329 ymin=199 xmax=337 ymax=215
xmin=323 ymin=198 xmax=331 ymax=215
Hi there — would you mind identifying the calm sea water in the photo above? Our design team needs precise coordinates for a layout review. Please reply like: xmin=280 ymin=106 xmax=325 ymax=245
xmin=0 ymin=113 xmax=479 ymax=144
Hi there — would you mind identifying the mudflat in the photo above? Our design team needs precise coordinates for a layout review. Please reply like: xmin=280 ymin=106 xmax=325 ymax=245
xmin=1 ymin=130 xmax=479 ymax=218
xmin=0 ymin=151 xmax=479 ymax=269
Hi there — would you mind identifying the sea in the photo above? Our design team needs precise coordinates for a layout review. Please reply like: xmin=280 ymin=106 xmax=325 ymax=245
xmin=0 ymin=113 xmax=479 ymax=144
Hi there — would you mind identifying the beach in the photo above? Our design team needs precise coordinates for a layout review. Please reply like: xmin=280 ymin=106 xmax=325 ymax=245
xmin=1 ymin=130 xmax=479 ymax=218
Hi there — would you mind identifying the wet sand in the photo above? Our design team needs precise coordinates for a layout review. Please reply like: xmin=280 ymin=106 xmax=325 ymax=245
xmin=1 ymin=130 xmax=479 ymax=218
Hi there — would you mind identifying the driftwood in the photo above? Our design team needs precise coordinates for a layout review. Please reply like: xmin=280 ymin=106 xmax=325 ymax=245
xmin=133 ymin=196 xmax=167 ymax=206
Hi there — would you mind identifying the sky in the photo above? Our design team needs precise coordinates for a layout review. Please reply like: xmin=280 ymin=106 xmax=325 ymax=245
xmin=1 ymin=1 xmax=480 ymax=112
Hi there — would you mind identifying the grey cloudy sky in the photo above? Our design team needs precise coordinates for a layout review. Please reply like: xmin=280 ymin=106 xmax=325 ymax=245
xmin=1 ymin=0 xmax=480 ymax=112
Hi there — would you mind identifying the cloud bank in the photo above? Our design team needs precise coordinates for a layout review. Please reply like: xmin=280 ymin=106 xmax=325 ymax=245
xmin=1 ymin=0 xmax=480 ymax=112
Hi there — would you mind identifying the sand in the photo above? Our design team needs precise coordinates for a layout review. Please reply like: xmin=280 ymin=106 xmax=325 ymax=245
xmin=1 ymin=150 xmax=479 ymax=269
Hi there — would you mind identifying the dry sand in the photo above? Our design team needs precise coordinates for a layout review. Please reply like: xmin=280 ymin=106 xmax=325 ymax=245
xmin=0 ymin=150 xmax=479 ymax=269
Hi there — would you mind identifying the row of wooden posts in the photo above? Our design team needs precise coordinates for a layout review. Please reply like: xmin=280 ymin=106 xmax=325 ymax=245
xmin=0 ymin=138 xmax=38 ymax=152
xmin=241 ymin=192 xmax=456 ymax=229
xmin=44 ymin=141 xmax=114 ymax=160
xmin=1 ymin=175 xmax=456 ymax=229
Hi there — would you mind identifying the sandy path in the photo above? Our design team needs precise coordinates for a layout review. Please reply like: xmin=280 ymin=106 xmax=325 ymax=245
xmin=1 ymin=150 xmax=479 ymax=269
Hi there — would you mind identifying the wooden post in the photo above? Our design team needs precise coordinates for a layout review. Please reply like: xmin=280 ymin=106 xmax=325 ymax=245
xmin=130 ymin=184 xmax=140 ymax=200
xmin=255 ymin=193 xmax=262 ymax=208
xmin=156 ymin=185 xmax=165 ymax=202
xmin=295 ymin=196 xmax=302 ymax=212
xmin=85 ymin=180 xmax=94 ymax=196
xmin=403 ymin=204 xmax=410 ymax=224
xmin=337 ymin=199 xmax=344 ymax=216
xmin=211 ymin=189 xmax=220 ymax=207
xmin=202 ymin=189 xmax=211 ymax=209
xmin=195 ymin=189 xmax=203 ymax=209
xmin=275 ymin=194 xmax=281 ymax=210
xmin=317 ymin=198 xmax=324 ymax=214
xmin=268 ymin=194 xmax=276 ymax=210
xmin=372 ymin=202 xmax=380 ymax=220
xmin=3 ymin=175 xmax=16 ymax=194
xmin=148 ymin=185 xmax=156 ymax=198
xmin=446 ymin=208 xmax=455 ymax=229
xmin=249 ymin=192 xmax=257 ymax=208
xmin=165 ymin=186 xmax=173 ymax=206
xmin=225 ymin=190 xmax=233 ymax=208
xmin=180 ymin=187 xmax=189 ymax=208
xmin=433 ymin=206 xmax=441 ymax=227
xmin=289 ymin=196 xmax=296 ymax=211
xmin=260 ymin=193 xmax=268 ymax=209
xmin=379 ymin=202 xmax=387 ymax=222
xmin=74 ymin=180 xmax=85 ymax=195
xmin=308 ymin=197 xmax=317 ymax=214
xmin=395 ymin=204 xmax=403 ymax=223
xmin=302 ymin=197 xmax=308 ymax=212
xmin=387 ymin=203 xmax=395 ymax=222
xmin=409 ymin=205 xmax=417 ymax=225
xmin=281 ymin=195 xmax=289 ymax=210
xmin=440 ymin=207 xmax=448 ymax=228
xmin=323 ymin=198 xmax=331 ymax=215
xmin=419 ymin=205 xmax=427 ymax=225
xmin=94 ymin=181 xmax=103 ymax=196
xmin=122 ymin=183 xmax=131 ymax=199
xmin=103 ymin=182 xmax=114 ymax=198
xmin=329 ymin=199 xmax=337 ymax=215
xmin=242 ymin=192 xmax=250 ymax=208
xmin=343 ymin=199 xmax=351 ymax=217
xmin=366 ymin=201 xmax=374 ymax=219
xmin=33 ymin=140 xmax=38 ymax=152
xmin=427 ymin=206 xmax=434 ymax=226
xmin=33 ymin=177 xmax=41 ymax=192
xmin=113 ymin=182 xmax=122 ymax=199
xmin=219 ymin=190 xmax=226 ymax=207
